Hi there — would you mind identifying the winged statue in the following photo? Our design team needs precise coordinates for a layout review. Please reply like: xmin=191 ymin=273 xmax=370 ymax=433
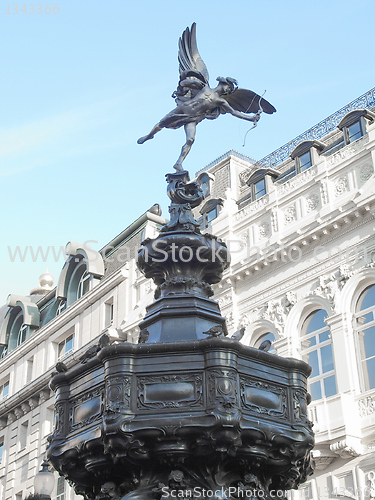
xmin=137 ymin=23 xmax=276 ymax=171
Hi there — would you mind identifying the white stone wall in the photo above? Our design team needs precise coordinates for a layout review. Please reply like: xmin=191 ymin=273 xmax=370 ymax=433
xmin=1 ymin=118 xmax=375 ymax=499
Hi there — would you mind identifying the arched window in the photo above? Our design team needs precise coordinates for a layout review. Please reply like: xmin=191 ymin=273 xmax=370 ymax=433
xmin=254 ymin=332 xmax=276 ymax=353
xmin=67 ymin=259 xmax=91 ymax=304
xmin=302 ymin=309 xmax=337 ymax=401
xmin=356 ymin=284 xmax=375 ymax=391
xmin=55 ymin=241 xmax=105 ymax=309
xmin=8 ymin=311 xmax=29 ymax=351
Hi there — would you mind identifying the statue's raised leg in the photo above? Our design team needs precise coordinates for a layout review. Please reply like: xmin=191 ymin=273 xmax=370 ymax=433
xmin=137 ymin=124 xmax=163 ymax=144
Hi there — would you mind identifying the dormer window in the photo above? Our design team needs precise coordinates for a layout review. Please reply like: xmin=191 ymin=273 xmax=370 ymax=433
xmin=245 ymin=168 xmax=279 ymax=204
xmin=338 ymin=108 xmax=375 ymax=146
xmin=0 ymin=295 xmax=40 ymax=355
xmin=290 ymin=140 xmax=325 ymax=176
xmin=196 ymin=172 xmax=214 ymax=198
xmin=199 ymin=199 xmax=223 ymax=229
xmin=298 ymin=151 xmax=312 ymax=172
xmin=56 ymin=241 xmax=105 ymax=308
xmin=346 ymin=120 xmax=363 ymax=143
xmin=254 ymin=178 xmax=266 ymax=199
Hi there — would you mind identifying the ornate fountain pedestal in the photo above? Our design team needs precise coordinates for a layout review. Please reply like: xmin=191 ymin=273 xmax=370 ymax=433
xmin=47 ymin=170 xmax=314 ymax=500
xmin=48 ymin=337 xmax=313 ymax=499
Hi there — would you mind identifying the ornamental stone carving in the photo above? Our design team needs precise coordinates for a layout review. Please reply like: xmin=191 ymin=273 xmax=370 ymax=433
xmin=312 ymin=274 xmax=338 ymax=311
xmin=360 ymin=163 xmax=374 ymax=182
xmin=305 ymin=193 xmax=320 ymax=213
xmin=334 ymin=177 xmax=349 ymax=196
xmin=368 ymin=471 xmax=375 ymax=499
xmin=282 ymin=291 xmax=297 ymax=314
xmin=311 ymin=450 xmax=335 ymax=470
xmin=258 ymin=221 xmax=270 ymax=238
xmin=330 ymin=438 xmax=363 ymax=459
xmin=271 ymin=208 xmax=279 ymax=232
xmin=226 ymin=311 xmax=235 ymax=329
xmin=235 ymin=196 xmax=269 ymax=221
xmin=284 ymin=205 xmax=297 ymax=224
xmin=320 ymin=179 xmax=329 ymax=204
xmin=328 ymin=145 xmax=356 ymax=166
xmin=218 ymin=291 xmax=233 ymax=309
xmin=277 ymin=166 xmax=317 ymax=196
xmin=358 ymin=395 xmax=375 ymax=417
xmin=337 ymin=264 xmax=354 ymax=289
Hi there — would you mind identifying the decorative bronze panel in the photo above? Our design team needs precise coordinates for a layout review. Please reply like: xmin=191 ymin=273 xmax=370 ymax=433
xmin=69 ymin=386 xmax=104 ymax=431
xmin=137 ymin=373 xmax=203 ymax=410
xmin=105 ymin=376 xmax=131 ymax=413
xmin=240 ymin=376 xmax=287 ymax=419
xmin=207 ymin=369 xmax=238 ymax=410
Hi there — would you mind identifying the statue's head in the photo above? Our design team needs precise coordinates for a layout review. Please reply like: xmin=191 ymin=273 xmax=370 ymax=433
xmin=216 ymin=76 xmax=238 ymax=94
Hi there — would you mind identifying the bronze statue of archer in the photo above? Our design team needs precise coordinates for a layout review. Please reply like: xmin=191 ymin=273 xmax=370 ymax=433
xmin=137 ymin=23 xmax=276 ymax=171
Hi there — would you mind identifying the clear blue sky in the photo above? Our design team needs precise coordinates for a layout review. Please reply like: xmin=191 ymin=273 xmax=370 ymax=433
xmin=1 ymin=0 xmax=374 ymax=302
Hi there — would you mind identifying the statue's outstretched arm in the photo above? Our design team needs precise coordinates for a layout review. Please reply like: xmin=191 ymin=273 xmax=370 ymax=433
xmin=221 ymin=102 xmax=261 ymax=123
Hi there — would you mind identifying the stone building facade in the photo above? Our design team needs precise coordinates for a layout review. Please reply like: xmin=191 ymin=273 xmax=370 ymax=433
xmin=1 ymin=88 xmax=375 ymax=499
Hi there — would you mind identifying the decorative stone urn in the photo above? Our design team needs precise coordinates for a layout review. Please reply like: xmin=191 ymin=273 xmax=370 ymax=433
xmin=47 ymin=170 xmax=314 ymax=500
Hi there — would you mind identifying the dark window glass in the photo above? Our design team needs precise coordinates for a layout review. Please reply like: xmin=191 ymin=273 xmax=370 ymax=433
xmin=206 ymin=207 xmax=218 ymax=224
xmin=299 ymin=151 xmax=312 ymax=172
xmin=347 ymin=121 xmax=362 ymax=143
xmin=254 ymin=179 xmax=266 ymax=199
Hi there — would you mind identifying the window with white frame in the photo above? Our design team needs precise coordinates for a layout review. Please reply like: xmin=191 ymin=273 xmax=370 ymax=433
xmin=105 ymin=298 xmax=114 ymax=327
xmin=346 ymin=120 xmax=363 ymax=143
xmin=252 ymin=178 xmax=266 ymax=200
xmin=0 ymin=440 xmax=3 ymax=464
xmin=56 ymin=299 xmax=67 ymax=316
xmin=356 ymin=284 xmax=375 ymax=391
xmin=77 ymin=270 xmax=90 ymax=299
xmin=56 ymin=475 xmax=66 ymax=500
xmin=296 ymin=150 xmax=312 ymax=173
xmin=19 ymin=420 xmax=29 ymax=450
xmin=301 ymin=309 xmax=337 ymax=401
xmin=0 ymin=381 xmax=9 ymax=400
xmin=17 ymin=323 xmax=28 ymax=346
xmin=200 ymin=199 xmax=223 ymax=229
xmin=58 ymin=333 xmax=74 ymax=360
xmin=21 ymin=455 xmax=29 ymax=483
xmin=298 ymin=481 xmax=313 ymax=499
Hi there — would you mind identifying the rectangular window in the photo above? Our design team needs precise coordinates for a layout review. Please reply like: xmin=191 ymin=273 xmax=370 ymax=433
xmin=298 ymin=151 xmax=312 ymax=172
xmin=19 ymin=421 xmax=28 ymax=450
xmin=1 ymin=382 xmax=9 ymax=399
xmin=105 ymin=300 xmax=114 ymax=327
xmin=58 ymin=334 xmax=74 ymax=359
xmin=347 ymin=121 xmax=363 ymax=143
xmin=1 ymin=382 xmax=9 ymax=400
xmin=21 ymin=456 xmax=29 ymax=483
xmin=26 ymin=358 xmax=34 ymax=383
xmin=56 ymin=476 xmax=66 ymax=500
xmin=254 ymin=179 xmax=266 ymax=199
xmin=0 ymin=441 xmax=3 ymax=463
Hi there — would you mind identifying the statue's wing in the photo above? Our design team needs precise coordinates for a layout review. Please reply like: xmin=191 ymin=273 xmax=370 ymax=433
xmin=178 ymin=23 xmax=209 ymax=84
xmin=223 ymin=89 xmax=276 ymax=115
